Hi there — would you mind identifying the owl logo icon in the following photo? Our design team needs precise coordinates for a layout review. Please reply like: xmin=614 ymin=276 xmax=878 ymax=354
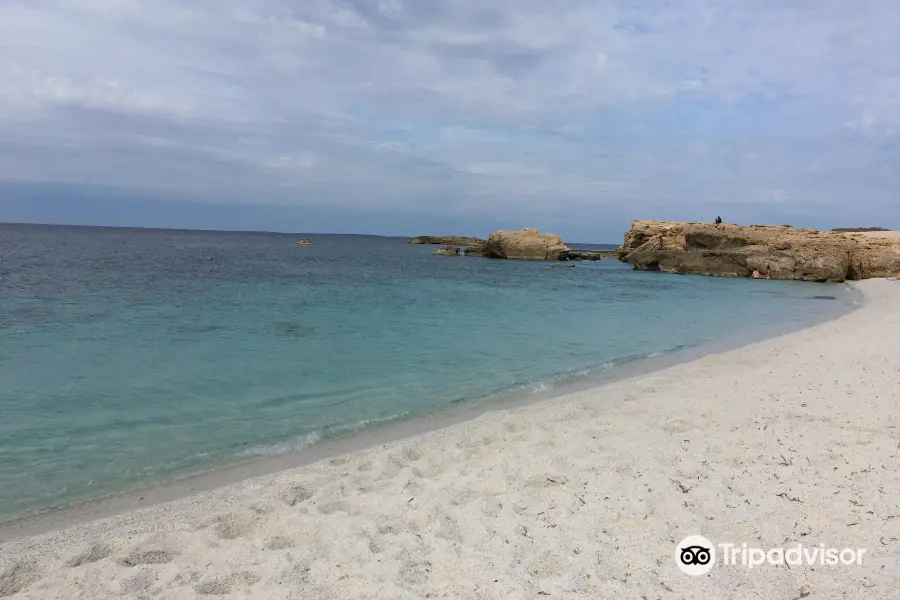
xmin=675 ymin=535 xmax=716 ymax=576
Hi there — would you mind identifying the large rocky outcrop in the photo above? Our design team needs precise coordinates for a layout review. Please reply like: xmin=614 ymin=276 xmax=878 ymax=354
xmin=618 ymin=220 xmax=900 ymax=282
xmin=483 ymin=228 xmax=569 ymax=260
xmin=409 ymin=235 xmax=485 ymax=246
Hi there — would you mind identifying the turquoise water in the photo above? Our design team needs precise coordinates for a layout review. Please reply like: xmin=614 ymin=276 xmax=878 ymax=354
xmin=0 ymin=223 xmax=855 ymax=520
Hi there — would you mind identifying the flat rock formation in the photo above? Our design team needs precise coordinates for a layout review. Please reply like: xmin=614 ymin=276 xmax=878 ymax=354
xmin=566 ymin=249 xmax=618 ymax=261
xmin=483 ymin=228 xmax=569 ymax=260
xmin=433 ymin=246 xmax=460 ymax=256
xmin=619 ymin=220 xmax=900 ymax=282
xmin=464 ymin=244 xmax=488 ymax=257
xmin=844 ymin=230 xmax=900 ymax=241
xmin=408 ymin=236 xmax=486 ymax=246
xmin=832 ymin=227 xmax=890 ymax=233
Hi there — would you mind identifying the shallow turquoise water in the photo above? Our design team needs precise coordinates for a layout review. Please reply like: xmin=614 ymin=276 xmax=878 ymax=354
xmin=0 ymin=223 xmax=854 ymax=519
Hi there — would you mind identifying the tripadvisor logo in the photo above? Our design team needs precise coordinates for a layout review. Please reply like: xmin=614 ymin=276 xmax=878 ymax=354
xmin=675 ymin=535 xmax=868 ymax=576
xmin=675 ymin=535 xmax=715 ymax=576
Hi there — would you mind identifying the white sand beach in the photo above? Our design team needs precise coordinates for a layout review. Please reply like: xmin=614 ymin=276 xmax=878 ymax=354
xmin=2 ymin=279 xmax=899 ymax=599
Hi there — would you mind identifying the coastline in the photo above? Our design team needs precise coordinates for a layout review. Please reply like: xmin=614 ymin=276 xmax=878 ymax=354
xmin=0 ymin=281 xmax=860 ymax=539
xmin=2 ymin=280 xmax=897 ymax=599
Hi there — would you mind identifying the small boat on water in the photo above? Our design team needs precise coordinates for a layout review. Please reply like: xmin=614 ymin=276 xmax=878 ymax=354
xmin=296 ymin=239 xmax=315 ymax=245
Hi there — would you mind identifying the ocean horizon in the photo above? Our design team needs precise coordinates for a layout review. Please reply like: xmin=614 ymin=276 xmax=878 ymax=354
xmin=0 ymin=221 xmax=620 ymax=249
xmin=0 ymin=222 xmax=856 ymax=521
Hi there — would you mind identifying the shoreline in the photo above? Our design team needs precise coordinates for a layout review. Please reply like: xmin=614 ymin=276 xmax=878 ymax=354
xmin=1 ymin=279 xmax=897 ymax=598
xmin=0 ymin=281 xmax=861 ymax=541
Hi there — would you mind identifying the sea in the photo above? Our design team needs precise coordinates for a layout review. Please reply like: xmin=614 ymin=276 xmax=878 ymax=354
xmin=0 ymin=223 xmax=857 ymax=522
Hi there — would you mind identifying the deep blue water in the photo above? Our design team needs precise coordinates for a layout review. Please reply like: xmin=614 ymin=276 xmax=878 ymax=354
xmin=0 ymin=223 xmax=854 ymax=520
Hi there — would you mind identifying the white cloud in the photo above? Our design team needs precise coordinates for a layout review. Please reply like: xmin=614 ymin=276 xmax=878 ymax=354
xmin=461 ymin=162 xmax=545 ymax=178
xmin=0 ymin=0 xmax=899 ymax=233
xmin=268 ymin=153 xmax=317 ymax=170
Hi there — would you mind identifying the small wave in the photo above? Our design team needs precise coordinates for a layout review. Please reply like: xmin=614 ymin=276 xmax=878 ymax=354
xmin=139 ymin=451 xmax=212 ymax=473
xmin=237 ymin=431 xmax=322 ymax=457
xmin=502 ymin=363 xmax=617 ymax=398
xmin=235 ymin=412 xmax=410 ymax=458
xmin=526 ymin=381 xmax=554 ymax=393
xmin=492 ymin=351 xmax=689 ymax=401
xmin=343 ymin=412 xmax=410 ymax=433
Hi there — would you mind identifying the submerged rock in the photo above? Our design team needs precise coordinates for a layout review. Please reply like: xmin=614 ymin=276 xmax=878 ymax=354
xmin=618 ymin=220 xmax=900 ymax=282
xmin=483 ymin=228 xmax=569 ymax=260
xmin=277 ymin=322 xmax=315 ymax=337
xmin=434 ymin=246 xmax=460 ymax=256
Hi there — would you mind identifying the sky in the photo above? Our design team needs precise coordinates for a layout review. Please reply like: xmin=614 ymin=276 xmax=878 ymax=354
xmin=1 ymin=0 xmax=899 ymax=242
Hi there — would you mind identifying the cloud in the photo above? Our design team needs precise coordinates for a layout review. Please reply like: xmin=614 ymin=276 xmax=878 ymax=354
xmin=1 ymin=0 xmax=899 ymax=238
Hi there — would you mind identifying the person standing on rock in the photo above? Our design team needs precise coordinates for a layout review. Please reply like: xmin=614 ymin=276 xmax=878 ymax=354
xmin=715 ymin=216 xmax=723 ymax=225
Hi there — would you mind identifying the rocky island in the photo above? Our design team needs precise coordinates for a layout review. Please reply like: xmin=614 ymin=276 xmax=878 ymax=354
xmin=408 ymin=235 xmax=486 ymax=246
xmin=415 ymin=229 xmax=617 ymax=261
xmin=618 ymin=220 xmax=900 ymax=282
xmin=433 ymin=245 xmax=460 ymax=256
xmin=481 ymin=228 xmax=569 ymax=260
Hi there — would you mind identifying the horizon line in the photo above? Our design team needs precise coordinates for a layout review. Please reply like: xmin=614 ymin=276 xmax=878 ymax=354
xmin=0 ymin=220 xmax=622 ymax=246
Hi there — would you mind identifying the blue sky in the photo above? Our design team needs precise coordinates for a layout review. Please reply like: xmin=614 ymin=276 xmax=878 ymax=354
xmin=1 ymin=0 xmax=899 ymax=242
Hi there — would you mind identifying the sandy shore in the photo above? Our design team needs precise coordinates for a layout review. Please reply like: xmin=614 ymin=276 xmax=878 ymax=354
xmin=2 ymin=280 xmax=899 ymax=599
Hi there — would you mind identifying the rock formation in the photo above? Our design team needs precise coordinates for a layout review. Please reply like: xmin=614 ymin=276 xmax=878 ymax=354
xmin=483 ymin=228 xmax=569 ymax=260
xmin=831 ymin=227 xmax=890 ymax=232
xmin=408 ymin=236 xmax=486 ymax=246
xmin=618 ymin=220 xmax=900 ymax=282
xmin=433 ymin=245 xmax=460 ymax=256
xmin=566 ymin=249 xmax=618 ymax=261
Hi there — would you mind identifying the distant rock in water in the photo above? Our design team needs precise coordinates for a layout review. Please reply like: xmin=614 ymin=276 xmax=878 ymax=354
xmin=618 ymin=220 xmax=900 ymax=282
xmin=277 ymin=322 xmax=315 ymax=337
xmin=434 ymin=246 xmax=460 ymax=256
xmin=551 ymin=262 xmax=576 ymax=267
xmin=566 ymin=249 xmax=617 ymax=261
xmin=483 ymin=228 xmax=569 ymax=260
xmin=809 ymin=295 xmax=837 ymax=300
xmin=464 ymin=244 xmax=488 ymax=257
xmin=408 ymin=235 xmax=486 ymax=246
